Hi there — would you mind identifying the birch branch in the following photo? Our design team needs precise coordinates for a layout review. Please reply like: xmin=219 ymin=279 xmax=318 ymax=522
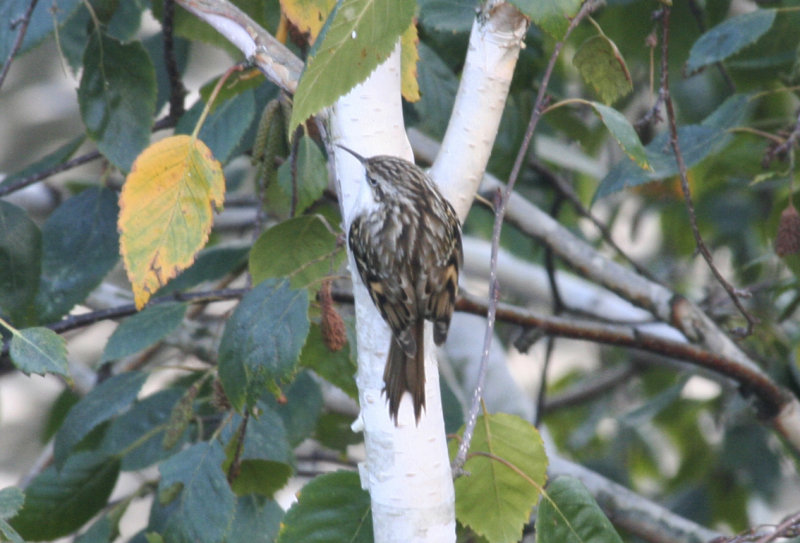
xmin=175 ymin=0 xmax=302 ymax=93
xmin=411 ymin=129 xmax=800 ymax=453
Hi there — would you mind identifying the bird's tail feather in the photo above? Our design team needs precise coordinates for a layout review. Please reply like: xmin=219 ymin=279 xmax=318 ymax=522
xmin=384 ymin=322 xmax=425 ymax=424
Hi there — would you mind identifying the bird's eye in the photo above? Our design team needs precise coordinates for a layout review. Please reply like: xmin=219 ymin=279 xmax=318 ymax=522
xmin=367 ymin=175 xmax=378 ymax=187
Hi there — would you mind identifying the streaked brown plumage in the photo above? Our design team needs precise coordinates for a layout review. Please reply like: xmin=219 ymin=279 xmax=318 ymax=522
xmin=341 ymin=146 xmax=462 ymax=424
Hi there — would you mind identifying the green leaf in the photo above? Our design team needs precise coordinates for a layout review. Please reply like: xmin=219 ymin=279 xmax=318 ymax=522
xmin=535 ymin=477 xmax=623 ymax=543
xmin=78 ymin=34 xmax=156 ymax=171
xmin=9 ymin=326 xmax=69 ymax=378
xmin=162 ymin=380 xmax=204 ymax=451
xmin=58 ymin=6 xmax=92 ymax=71
xmin=101 ymin=388 xmax=189 ymax=471
xmin=0 ymin=487 xmax=24 ymax=520
xmin=289 ymin=0 xmax=416 ymax=134
xmin=589 ymin=102 xmax=648 ymax=170
xmin=218 ymin=279 xmax=310 ymax=411
xmin=9 ymin=452 xmax=120 ymax=541
xmin=0 ymin=520 xmax=23 ymax=543
xmin=176 ymin=88 xmax=256 ymax=165
xmin=268 ymin=371 xmax=325 ymax=447
xmin=75 ymin=515 xmax=116 ymax=543
xmin=0 ymin=0 xmax=81 ymax=60
xmin=157 ymin=245 xmax=249 ymax=295
xmin=228 ymin=403 xmax=293 ymax=465
xmin=594 ymin=94 xmax=751 ymax=201
xmin=511 ymin=0 xmax=582 ymax=39
xmin=686 ymin=9 xmax=776 ymax=75
xmin=106 ymin=0 xmax=147 ymax=41
xmin=54 ymin=372 xmax=149 ymax=469
xmin=449 ymin=413 xmax=548 ymax=543
xmin=314 ymin=412 xmax=362 ymax=454
xmin=250 ymin=216 xmax=344 ymax=288
xmin=0 ymin=200 xmax=41 ymax=325
xmin=275 ymin=136 xmax=328 ymax=215
xmin=277 ymin=471 xmax=372 ymax=543
xmin=0 ymin=487 xmax=25 ymax=542
xmin=101 ymin=303 xmax=188 ymax=363
xmin=35 ymin=187 xmax=120 ymax=322
xmin=299 ymin=324 xmax=358 ymax=399
xmin=226 ymin=495 xmax=283 ymax=543
xmin=724 ymin=11 xmax=800 ymax=71
xmin=158 ymin=441 xmax=236 ymax=543
xmin=411 ymin=43 xmax=458 ymax=140
xmin=620 ymin=376 xmax=689 ymax=427
xmin=419 ymin=0 xmax=477 ymax=32
xmin=43 ymin=388 xmax=82 ymax=443
xmin=231 ymin=459 xmax=293 ymax=499
xmin=573 ymin=36 xmax=632 ymax=105
xmin=222 ymin=402 xmax=294 ymax=497
xmin=0 ymin=136 xmax=85 ymax=191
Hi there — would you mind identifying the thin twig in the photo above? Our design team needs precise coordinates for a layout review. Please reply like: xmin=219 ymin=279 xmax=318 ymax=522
xmin=636 ymin=86 xmax=665 ymax=132
xmin=326 ymin=285 xmax=790 ymax=419
xmin=226 ymin=411 xmax=250 ymax=483
xmin=162 ymin=0 xmax=187 ymax=123
xmin=453 ymin=190 xmax=502 ymax=474
xmin=659 ymin=6 xmax=757 ymax=337
xmin=456 ymin=291 xmax=787 ymax=418
xmin=534 ymin=160 xmax=658 ymax=282
xmin=1 ymin=288 xmax=247 ymax=360
xmin=289 ymin=125 xmax=303 ymax=217
xmin=0 ymin=150 xmax=102 ymax=198
xmin=452 ymin=0 xmax=601 ymax=474
xmin=763 ymin=109 xmax=800 ymax=166
xmin=755 ymin=511 xmax=800 ymax=543
xmin=534 ymin=196 xmax=565 ymax=427
xmin=0 ymin=0 xmax=39 ymax=91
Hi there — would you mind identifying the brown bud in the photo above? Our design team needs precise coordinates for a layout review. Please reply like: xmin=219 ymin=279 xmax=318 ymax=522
xmin=320 ymin=279 xmax=347 ymax=352
xmin=776 ymin=204 xmax=800 ymax=257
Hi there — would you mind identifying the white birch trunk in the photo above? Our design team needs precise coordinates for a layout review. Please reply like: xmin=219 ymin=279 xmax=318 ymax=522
xmin=329 ymin=46 xmax=456 ymax=543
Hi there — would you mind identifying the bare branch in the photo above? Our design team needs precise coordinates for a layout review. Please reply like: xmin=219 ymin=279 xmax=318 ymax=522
xmin=455 ymin=291 xmax=790 ymax=420
xmin=0 ymin=0 xmax=39 ymax=91
xmin=175 ymin=0 xmax=302 ymax=94
xmin=452 ymin=0 xmax=602 ymax=475
xmin=0 ymin=150 xmax=102 ymax=198
xmin=658 ymin=6 xmax=757 ymax=336
xmin=162 ymin=0 xmax=187 ymax=122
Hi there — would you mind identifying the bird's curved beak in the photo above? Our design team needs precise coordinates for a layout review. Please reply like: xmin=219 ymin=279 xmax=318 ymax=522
xmin=336 ymin=144 xmax=366 ymax=163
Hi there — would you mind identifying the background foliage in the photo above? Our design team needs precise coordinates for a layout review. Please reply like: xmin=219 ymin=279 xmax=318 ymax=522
xmin=1 ymin=0 xmax=800 ymax=542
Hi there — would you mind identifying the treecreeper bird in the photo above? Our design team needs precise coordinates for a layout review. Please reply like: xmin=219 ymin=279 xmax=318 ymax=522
xmin=341 ymin=145 xmax=463 ymax=424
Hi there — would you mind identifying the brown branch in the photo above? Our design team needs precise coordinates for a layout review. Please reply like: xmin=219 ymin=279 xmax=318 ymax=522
xmin=176 ymin=0 xmax=303 ymax=94
xmin=659 ymin=7 xmax=757 ymax=337
xmin=162 ymin=0 xmax=187 ymax=123
xmin=0 ymin=150 xmax=102 ymax=198
xmin=755 ymin=511 xmax=800 ymax=543
xmin=0 ymin=0 xmax=39 ymax=91
xmin=456 ymin=291 xmax=788 ymax=419
xmin=452 ymin=0 xmax=602 ymax=475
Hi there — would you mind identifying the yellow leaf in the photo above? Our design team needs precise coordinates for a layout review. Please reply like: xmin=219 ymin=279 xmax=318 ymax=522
xmin=119 ymin=135 xmax=225 ymax=309
xmin=280 ymin=0 xmax=337 ymax=44
xmin=401 ymin=20 xmax=420 ymax=103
